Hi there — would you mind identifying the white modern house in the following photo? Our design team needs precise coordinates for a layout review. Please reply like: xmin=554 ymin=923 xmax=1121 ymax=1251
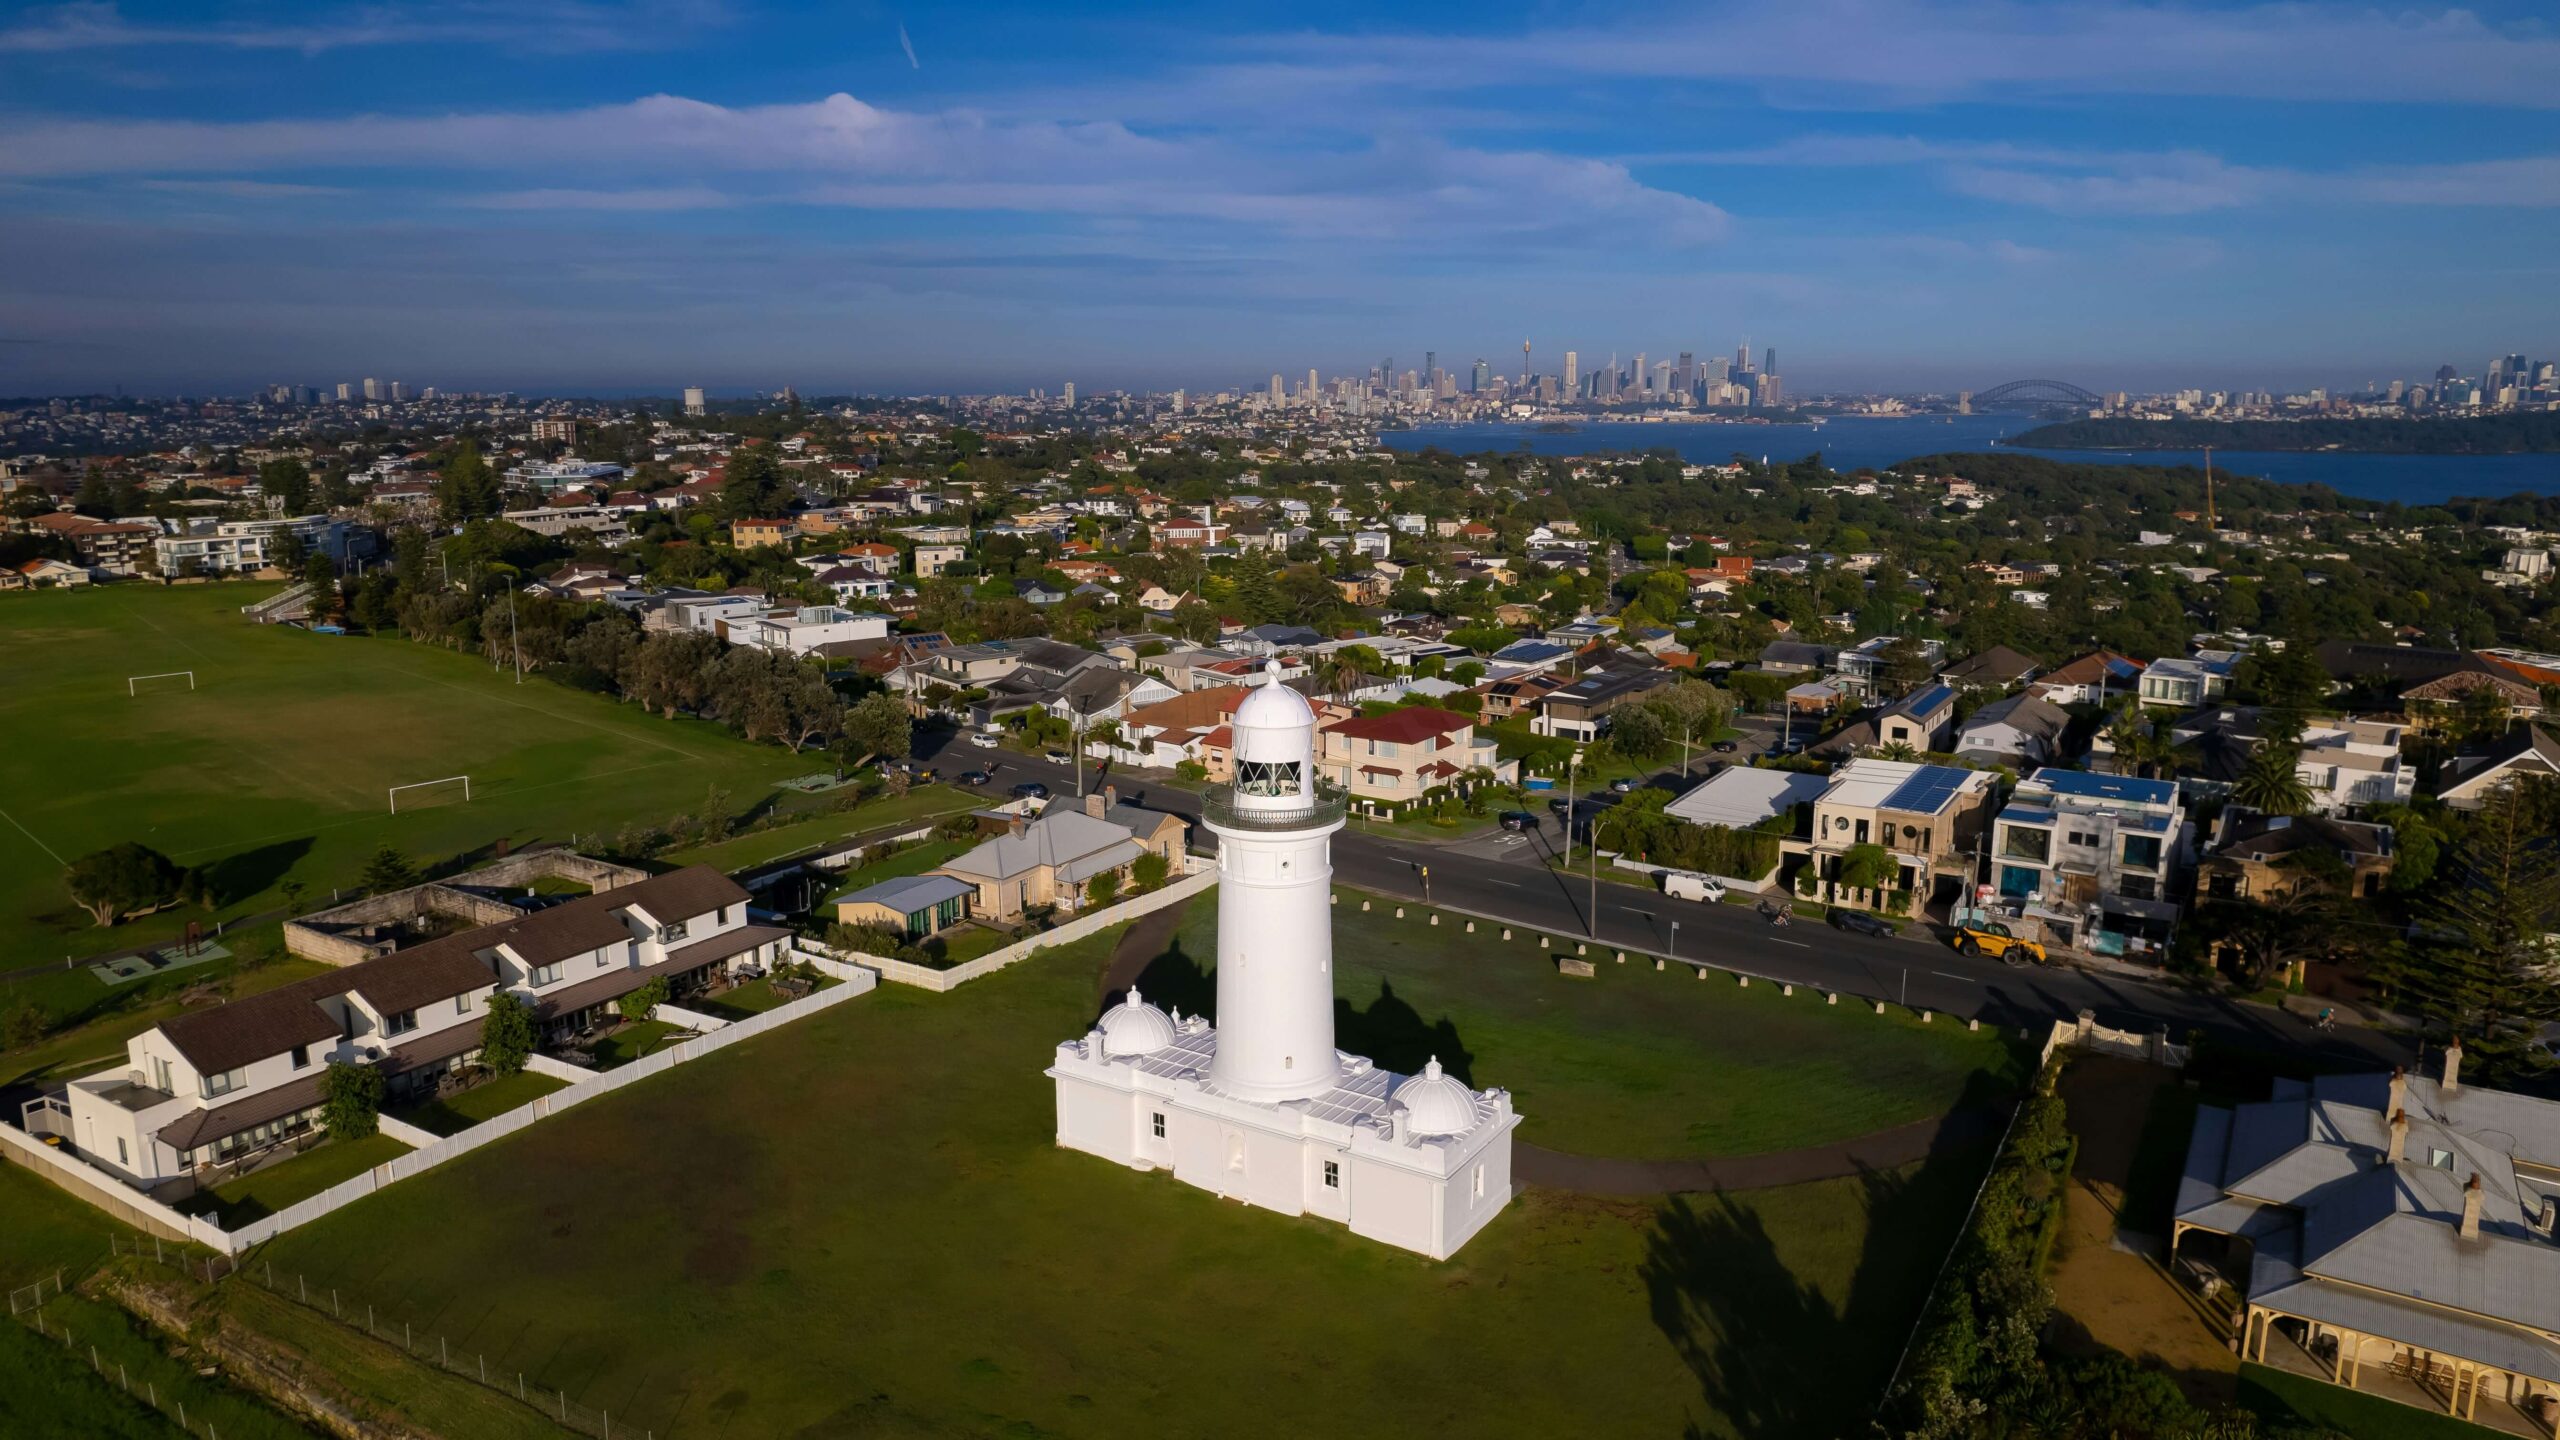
xmin=1990 ymin=769 xmax=2193 ymax=953
xmin=1049 ymin=663 xmax=1520 ymax=1260
xmin=55 ymin=867 xmax=779 ymax=1194
xmin=729 ymin=604 xmax=892 ymax=656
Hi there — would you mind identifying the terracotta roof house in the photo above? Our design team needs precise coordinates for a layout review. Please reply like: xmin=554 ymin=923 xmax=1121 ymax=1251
xmin=1317 ymin=707 xmax=1509 ymax=811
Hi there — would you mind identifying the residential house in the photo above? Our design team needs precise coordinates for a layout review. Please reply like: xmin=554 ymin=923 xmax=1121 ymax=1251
xmin=731 ymin=517 xmax=795 ymax=549
xmin=1837 ymin=637 xmax=1944 ymax=698
xmin=1941 ymin=645 xmax=2044 ymax=692
xmin=1529 ymin=669 xmax=1670 ymax=742
xmin=2194 ymin=812 xmax=2396 ymax=906
xmin=1756 ymin=640 xmax=1839 ymax=676
xmin=2436 ymin=725 xmax=2560 ymax=810
xmin=2147 ymin=708 xmax=2416 ymax=813
xmin=59 ymin=866 xmax=772 ymax=1190
xmin=1878 ymin=684 xmax=1958 ymax=751
xmin=1799 ymin=759 xmax=1998 ymax=913
xmin=27 ymin=512 xmax=157 ymax=576
xmin=2172 ymin=1054 xmax=2560 ymax=1435
xmin=1990 ymin=769 xmax=2193 ymax=952
xmin=1482 ymin=672 xmax=1565 ymax=722
xmin=1316 ymin=707 xmax=1508 ymax=812
xmin=728 ymin=605 xmax=892 ymax=657
xmin=1663 ymin=767 xmax=1828 ymax=832
xmin=6 ymin=557 xmax=92 ymax=589
xmin=1155 ymin=516 xmax=1228 ymax=548
xmin=832 ymin=873 xmax=975 ymax=939
xmin=2140 ymin=654 xmax=2239 ymax=709
xmin=934 ymin=793 xmax=1187 ymax=918
xmin=2029 ymin=651 xmax=2147 ymax=707
xmin=912 ymin=543 xmax=968 ymax=578
xmin=1955 ymin=693 xmax=2073 ymax=767
xmin=2400 ymin=667 xmax=2546 ymax=727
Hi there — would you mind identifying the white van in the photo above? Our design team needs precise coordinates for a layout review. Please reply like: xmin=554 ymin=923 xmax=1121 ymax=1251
xmin=1661 ymin=871 xmax=1727 ymax=904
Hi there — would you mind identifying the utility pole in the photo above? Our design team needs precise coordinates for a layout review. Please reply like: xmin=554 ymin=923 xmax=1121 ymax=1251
xmin=1589 ymin=811 xmax=1604 ymax=940
xmin=507 ymin=588 xmax=524 ymax=683
xmin=2203 ymin=445 xmax=2216 ymax=532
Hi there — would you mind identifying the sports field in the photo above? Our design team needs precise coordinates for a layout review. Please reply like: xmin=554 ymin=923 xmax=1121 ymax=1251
xmin=248 ymin=923 xmax=1996 ymax=1439
xmin=0 ymin=583 xmax=813 ymax=979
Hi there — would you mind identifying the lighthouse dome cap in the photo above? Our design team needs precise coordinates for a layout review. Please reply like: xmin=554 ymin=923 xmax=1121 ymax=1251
xmin=1389 ymin=1057 xmax=1478 ymax=1138
xmin=1097 ymin=987 xmax=1176 ymax=1057
xmin=1231 ymin=660 xmax=1315 ymax=734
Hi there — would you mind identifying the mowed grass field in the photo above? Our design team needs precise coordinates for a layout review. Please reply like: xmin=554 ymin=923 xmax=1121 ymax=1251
xmin=1140 ymin=893 xmax=2029 ymax=1159
xmin=0 ymin=583 xmax=810 ymax=976
xmin=251 ymin=924 xmax=1996 ymax=1439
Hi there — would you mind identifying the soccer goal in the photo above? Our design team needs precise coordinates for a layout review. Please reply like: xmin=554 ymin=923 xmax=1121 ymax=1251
xmin=388 ymin=776 xmax=472 ymax=814
xmin=126 ymin=671 xmax=195 ymax=696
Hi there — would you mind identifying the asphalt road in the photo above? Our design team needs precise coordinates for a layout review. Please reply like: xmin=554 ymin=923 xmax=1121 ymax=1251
xmin=911 ymin=728 xmax=2410 ymax=1071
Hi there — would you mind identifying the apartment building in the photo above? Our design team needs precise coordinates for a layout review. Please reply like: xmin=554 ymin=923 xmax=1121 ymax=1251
xmin=154 ymin=515 xmax=359 ymax=576
xmin=1316 ymin=707 xmax=1508 ymax=811
xmin=1799 ymin=759 xmax=1997 ymax=911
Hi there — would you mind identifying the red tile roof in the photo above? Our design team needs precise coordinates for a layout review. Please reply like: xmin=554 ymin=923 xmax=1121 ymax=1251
xmin=1321 ymin=706 xmax=1472 ymax=744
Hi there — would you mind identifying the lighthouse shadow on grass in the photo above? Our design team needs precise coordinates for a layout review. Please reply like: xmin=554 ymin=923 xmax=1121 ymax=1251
xmin=1117 ymin=939 xmax=1476 ymax=1085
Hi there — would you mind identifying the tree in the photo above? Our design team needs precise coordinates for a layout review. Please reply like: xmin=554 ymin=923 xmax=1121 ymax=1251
xmin=718 ymin=446 xmax=792 ymax=521
xmin=478 ymin=992 xmax=536 ymax=1077
xmin=320 ymin=1061 xmax=383 ymax=1139
xmin=619 ymin=976 xmax=670 ymax=1023
xmin=63 ymin=843 xmax=185 ymax=927
xmin=1085 ymin=871 xmax=1124 ymax=908
xmin=1872 ymin=739 xmax=1921 ymax=763
xmin=2 ymin=995 xmax=46 ymax=1051
xmin=1879 ymin=634 xmax=1935 ymax=695
xmin=1606 ymin=702 xmax=1669 ymax=760
xmin=2234 ymin=644 xmax=2331 ymax=711
xmin=259 ymin=457 xmax=314 ymax=515
xmin=842 ymin=691 xmax=913 ymax=765
xmin=436 ymin=441 xmax=502 ymax=522
xmin=1131 ymin=851 xmax=1171 ymax=892
xmin=2231 ymin=743 xmax=2311 ymax=817
xmin=2410 ymin=782 xmax=2560 ymax=1074
xmin=359 ymin=845 xmax=417 ymax=894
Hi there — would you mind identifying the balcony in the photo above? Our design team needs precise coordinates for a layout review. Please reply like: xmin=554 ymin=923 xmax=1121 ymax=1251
xmin=1202 ymin=785 xmax=1349 ymax=834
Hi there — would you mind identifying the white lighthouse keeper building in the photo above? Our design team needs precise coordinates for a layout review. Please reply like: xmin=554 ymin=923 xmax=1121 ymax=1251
xmin=1048 ymin=662 xmax=1520 ymax=1260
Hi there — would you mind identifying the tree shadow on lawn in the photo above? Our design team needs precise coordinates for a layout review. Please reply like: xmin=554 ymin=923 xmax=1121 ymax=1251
xmin=1641 ymin=1120 xmax=2002 ymax=1440
xmin=201 ymin=836 xmax=314 ymax=906
xmin=1121 ymin=938 xmax=1476 ymax=1083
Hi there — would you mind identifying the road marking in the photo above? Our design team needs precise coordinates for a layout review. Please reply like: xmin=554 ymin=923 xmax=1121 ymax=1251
xmin=1771 ymin=938 xmax=1810 ymax=948
xmin=1486 ymin=878 xmax=1523 ymax=888
xmin=1932 ymin=971 xmax=1980 ymax=984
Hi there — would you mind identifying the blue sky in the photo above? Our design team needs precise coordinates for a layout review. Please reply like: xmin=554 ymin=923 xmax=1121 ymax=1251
xmin=2 ymin=0 xmax=2556 ymax=397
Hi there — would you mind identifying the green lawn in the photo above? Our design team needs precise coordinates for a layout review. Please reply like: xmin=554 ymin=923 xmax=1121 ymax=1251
xmin=660 ymin=788 xmax=975 ymax=872
xmin=185 ymin=1133 xmax=413 ymax=1229
xmin=1137 ymin=891 xmax=2025 ymax=1160
xmin=0 ymin=584 xmax=814 ymax=985
xmin=0 ymin=945 xmax=336 ymax=1093
xmin=821 ymin=837 xmax=970 ymax=896
xmin=2238 ymin=1363 xmax=2508 ymax=1439
xmin=696 ymin=976 xmax=837 ymax=1019
xmin=386 ymin=1070 xmax=568 ymax=1137
xmin=250 ymin=924 xmax=1995 ymax=1439
xmin=585 ymin=1019 xmax=683 ymax=1068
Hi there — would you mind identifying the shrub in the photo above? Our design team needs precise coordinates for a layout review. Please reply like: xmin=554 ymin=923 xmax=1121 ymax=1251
xmin=618 ymin=977 xmax=670 ymax=1023
xmin=478 ymin=992 xmax=536 ymax=1077
xmin=1132 ymin=852 xmax=1171 ymax=892
xmin=320 ymin=1062 xmax=383 ymax=1140
xmin=1086 ymin=871 xmax=1123 ymax=907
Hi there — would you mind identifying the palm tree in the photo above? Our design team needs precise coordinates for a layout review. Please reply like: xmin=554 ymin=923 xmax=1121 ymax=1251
xmin=1872 ymin=739 xmax=1921 ymax=763
xmin=2231 ymin=743 xmax=2312 ymax=816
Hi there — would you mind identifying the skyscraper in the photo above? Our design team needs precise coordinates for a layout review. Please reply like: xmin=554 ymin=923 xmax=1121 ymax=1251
xmin=1063 ymin=382 xmax=1076 ymax=406
xmin=1270 ymin=374 xmax=1285 ymax=405
xmin=1424 ymin=351 xmax=1436 ymax=383
xmin=1306 ymin=368 xmax=1319 ymax=400
xmin=1471 ymin=359 xmax=1489 ymax=393
xmin=1562 ymin=351 xmax=1578 ymax=394
xmin=1632 ymin=353 xmax=1648 ymax=397
xmin=1735 ymin=341 xmax=1751 ymax=373
xmin=362 ymin=377 xmax=383 ymax=401
xmin=1765 ymin=348 xmax=1777 ymax=376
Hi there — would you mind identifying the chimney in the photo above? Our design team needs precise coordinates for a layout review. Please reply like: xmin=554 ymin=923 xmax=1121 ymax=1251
xmin=2444 ymin=1037 xmax=2463 ymax=1093
xmin=1084 ymin=791 xmax=1107 ymax=819
xmin=2537 ymin=1194 xmax=2559 ymax=1237
xmin=1009 ymin=811 xmax=1027 ymax=838
xmin=2460 ymin=1173 xmax=2483 ymax=1241
xmin=2387 ymin=1067 xmax=2407 ymax=1118
xmin=2387 ymin=1109 xmax=2409 ymax=1165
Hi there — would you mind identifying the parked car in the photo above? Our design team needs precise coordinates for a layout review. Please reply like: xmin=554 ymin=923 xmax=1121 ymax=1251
xmin=1043 ymin=750 xmax=1071 ymax=764
xmin=1829 ymin=909 xmax=1896 ymax=939
xmin=957 ymin=770 xmax=990 ymax=787
xmin=1711 ymin=740 xmax=1740 ymax=754
xmin=1609 ymin=777 xmax=1637 ymax=794
xmin=1661 ymin=872 xmax=1726 ymax=903
xmin=1498 ymin=811 xmax=1538 ymax=832
xmin=968 ymin=732 xmax=1000 ymax=749
xmin=1010 ymin=781 xmax=1050 ymax=801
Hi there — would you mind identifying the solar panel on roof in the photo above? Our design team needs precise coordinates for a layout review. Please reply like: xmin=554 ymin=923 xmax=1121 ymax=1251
xmin=1881 ymin=765 xmax=1971 ymax=813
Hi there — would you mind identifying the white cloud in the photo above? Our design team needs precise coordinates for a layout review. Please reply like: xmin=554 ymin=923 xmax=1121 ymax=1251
xmin=0 ymin=92 xmax=1730 ymax=247
xmin=0 ymin=0 xmax=729 ymax=56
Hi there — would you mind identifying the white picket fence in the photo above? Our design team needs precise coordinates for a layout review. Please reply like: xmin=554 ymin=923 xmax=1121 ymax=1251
xmin=4 ymin=964 xmax=880 ymax=1256
xmin=833 ymin=861 xmax=1215 ymax=993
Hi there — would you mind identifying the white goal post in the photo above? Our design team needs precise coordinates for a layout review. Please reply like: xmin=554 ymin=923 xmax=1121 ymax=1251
xmin=388 ymin=776 xmax=472 ymax=813
xmin=127 ymin=671 xmax=195 ymax=696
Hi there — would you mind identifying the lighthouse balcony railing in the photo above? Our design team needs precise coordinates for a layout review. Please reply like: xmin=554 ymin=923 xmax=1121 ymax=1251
xmin=1203 ymin=784 xmax=1348 ymax=833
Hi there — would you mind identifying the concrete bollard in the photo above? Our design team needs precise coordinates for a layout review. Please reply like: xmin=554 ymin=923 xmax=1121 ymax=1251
xmin=1872 ymin=1000 xmax=1886 ymax=1015
xmin=1782 ymin=984 xmax=1793 ymax=997
xmin=1968 ymin=1017 xmax=1980 ymax=1032
xmin=1430 ymin=914 xmax=1439 ymax=926
xmin=1503 ymin=928 xmax=1513 ymax=941
xmin=1539 ymin=936 xmax=1548 ymax=949
xmin=1362 ymin=899 xmax=1371 ymax=912
xmin=1395 ymin=907 xmax=1404 ymax=919
xmin=1576 ymin=942 xmax=1586 ymax=955
xmin=1921 ymin=1011 xmax=1934 ymax=1023
xmin=1696 ymin=965 xmax=1710 ymax=980
xmin=1466 ymin=920 xmax=1474 ymax=933
xmin=1737 ymin=975 xmax=1749 ymax=988
xmin=1331 ymin=892 xmax=1339 ymax=905
xmin=1614 ymin=951 xmax=1624 ymax=963
xmin=1654 ymin=957 xmax=1664 ymax=971
xmin=1827 ymin=992 xmax=1837 ymax=1005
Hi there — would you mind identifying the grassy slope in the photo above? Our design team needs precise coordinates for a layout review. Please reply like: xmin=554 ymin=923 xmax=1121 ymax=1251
xmin=1139 ymin=892 xmax=2025 ymax=1159
xmin=386 ymin=1070 xmax=568 ymax=1136
xmin=189 ymin=1133 xmax=413 ymax=1228
xmin=252 ymin=926 xmax=1993 ymax=1439
xmin=0 ymin=583 xmax=808 ymax=976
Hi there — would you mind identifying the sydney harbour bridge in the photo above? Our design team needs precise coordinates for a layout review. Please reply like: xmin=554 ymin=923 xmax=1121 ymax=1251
xmin=1969 ymin=378 xmax=2104 ymax=408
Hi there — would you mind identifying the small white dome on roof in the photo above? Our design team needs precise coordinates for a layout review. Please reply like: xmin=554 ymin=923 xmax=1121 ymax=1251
xmin=1097 ymin=987 xmax=1175 ymax=1057
xmin=1390 ymin=1057 xmax=1478 ymax=1138
xmin=1231 ymin=660 xmax=1315 ymax=734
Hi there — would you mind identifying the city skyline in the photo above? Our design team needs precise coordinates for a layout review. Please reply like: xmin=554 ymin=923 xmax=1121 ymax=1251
xmin=2 ymin=1 xmax=2558 ymax=395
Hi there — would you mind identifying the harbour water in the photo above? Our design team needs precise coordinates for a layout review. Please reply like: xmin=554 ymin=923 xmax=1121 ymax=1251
xmin=1379 ymin=414 xmax=2560 ymax=506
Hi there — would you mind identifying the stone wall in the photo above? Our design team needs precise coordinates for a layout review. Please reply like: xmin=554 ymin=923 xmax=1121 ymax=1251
xmin=284 ymin=850 xmax=652 ymax=965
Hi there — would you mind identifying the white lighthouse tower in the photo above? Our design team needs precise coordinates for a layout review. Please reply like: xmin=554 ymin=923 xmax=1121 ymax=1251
xmin=1048 ymin=662 xmax=1520 ymax=1260
xmin=1205 ymin=661 xmax=1344 ymax=1102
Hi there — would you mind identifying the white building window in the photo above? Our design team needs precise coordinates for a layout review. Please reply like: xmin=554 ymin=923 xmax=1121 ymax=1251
xmin=658 ymin=920 xmax=690 ymax=943
xmin=1151 ymin=1112 xmax=1166 ymax=1139
xmin=454 ymin=994 xmax=471 ymax=1015
xmin=1323 ymin=1160 xmax=1340 ymax=1190
xmin=384 ymin=1009 xmax=417 ymax=1037
xmin=202 ymin=1068 xmax=243 ymax=1099
xmin=532 ymin=962 xmax=561 ymax=987
xmin=116 ymin=1138 xmax=129 ymax=1165
xmin=290 ymin=1044 xmax=309 ymax=1071
xmin=1472 ymin=1163 xmax=1487 ymax=1201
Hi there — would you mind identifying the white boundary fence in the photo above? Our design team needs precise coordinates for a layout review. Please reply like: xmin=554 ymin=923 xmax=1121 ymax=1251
xmin=828 ymin=860 xmax=1216 ymax=993
xmin=2041 ymin=1009 xmax=2189 ymax=1069
xmin=4 ymin=964 xmax=879 ymax=1256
